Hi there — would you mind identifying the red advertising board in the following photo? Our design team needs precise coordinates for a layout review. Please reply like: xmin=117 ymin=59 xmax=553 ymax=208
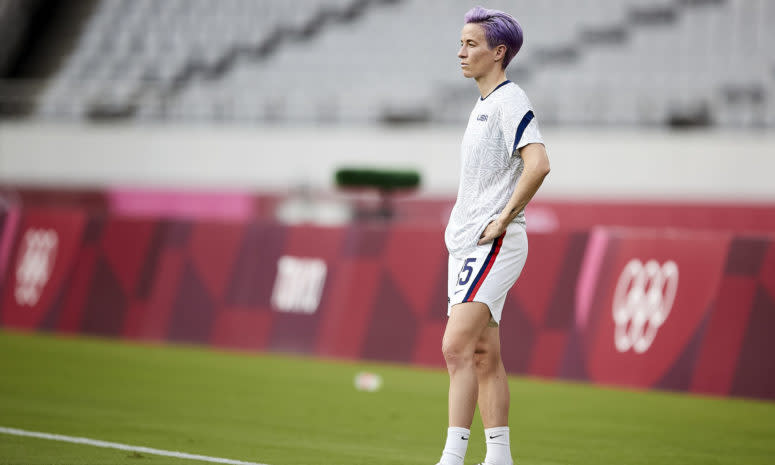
xmin=578 ymin=230 xmax=731 ymax=388
xmin=0 ymin=203 xmax=773 ymax=400
xmin=0 ymin=208 xmax=87 ymax=330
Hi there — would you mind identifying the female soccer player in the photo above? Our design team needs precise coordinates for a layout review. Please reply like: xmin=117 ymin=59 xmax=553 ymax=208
xmin=436 ymin=7 xmax=550 ymax=465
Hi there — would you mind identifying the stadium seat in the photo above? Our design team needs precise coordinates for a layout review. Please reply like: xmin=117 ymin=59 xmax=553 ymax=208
xmin=29 ymin=0 xmax=774 ymax=128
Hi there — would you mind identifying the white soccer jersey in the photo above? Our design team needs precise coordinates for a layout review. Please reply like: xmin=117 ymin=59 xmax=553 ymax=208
xmin=445 ymin=80 xmax=544 ymax=259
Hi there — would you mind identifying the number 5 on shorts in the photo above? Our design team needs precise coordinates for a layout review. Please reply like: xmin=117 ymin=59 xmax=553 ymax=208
xmin=458 ymin=258 xmax=476 ymax=286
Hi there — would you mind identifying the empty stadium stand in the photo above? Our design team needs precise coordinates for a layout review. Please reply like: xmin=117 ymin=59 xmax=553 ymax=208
xmin=2 ymin=0 xmax=772 ymax=127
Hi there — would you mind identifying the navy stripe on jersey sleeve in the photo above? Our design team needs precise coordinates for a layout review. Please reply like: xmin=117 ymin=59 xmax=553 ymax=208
xmin=511 ymin=110 xmax=535 ymax=153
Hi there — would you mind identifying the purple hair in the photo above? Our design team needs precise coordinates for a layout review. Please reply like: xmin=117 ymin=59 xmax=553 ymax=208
xmin=464 ymin=6 xmax=524 ymax=69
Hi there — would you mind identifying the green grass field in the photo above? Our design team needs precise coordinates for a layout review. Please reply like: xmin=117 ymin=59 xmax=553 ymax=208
xmin=0 ymin=330 xmax=773 ymax=465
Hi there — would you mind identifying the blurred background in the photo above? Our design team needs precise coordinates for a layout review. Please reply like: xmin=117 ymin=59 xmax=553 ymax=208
xmin=1 ymin=0 xmax=774 ymax=210
xmin=2 ymin=0 xmax=773 ymax=127
xmin=1 ymin=0 xmax=774 ymax=399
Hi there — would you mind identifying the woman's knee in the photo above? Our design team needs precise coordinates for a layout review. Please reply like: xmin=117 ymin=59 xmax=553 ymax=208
xmin=442 ymin=302 xmax=491 ymax=371
xmin=474 ymin=344 xmax=501 ymax=376
xmin=442 ymin=337 xmax=474 ymax=371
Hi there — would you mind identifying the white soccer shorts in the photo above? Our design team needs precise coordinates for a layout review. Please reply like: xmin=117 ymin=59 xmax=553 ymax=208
xmin=447 ymin=224 xmax=528 ymax=324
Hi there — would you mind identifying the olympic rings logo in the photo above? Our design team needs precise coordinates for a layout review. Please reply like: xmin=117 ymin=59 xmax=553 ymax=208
xmin=612 ymin=259 xmax=679 ymax=354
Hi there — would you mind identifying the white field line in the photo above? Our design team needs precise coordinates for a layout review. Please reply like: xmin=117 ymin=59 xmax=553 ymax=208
xmin=0 ymin=426 xmax=270 ymax=465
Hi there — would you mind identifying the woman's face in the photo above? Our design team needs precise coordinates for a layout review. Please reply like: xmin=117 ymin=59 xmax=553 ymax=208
xmin=458 ymin=23 xmax=499 ymax=79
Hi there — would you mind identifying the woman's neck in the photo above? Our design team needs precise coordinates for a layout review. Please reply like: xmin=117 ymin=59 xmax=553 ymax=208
xmin=475 ymin=69 xmax=508 ymax=99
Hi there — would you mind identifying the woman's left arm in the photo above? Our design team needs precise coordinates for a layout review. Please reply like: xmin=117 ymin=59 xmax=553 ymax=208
xmin=478 ymin=143 xmax=551 ymax=245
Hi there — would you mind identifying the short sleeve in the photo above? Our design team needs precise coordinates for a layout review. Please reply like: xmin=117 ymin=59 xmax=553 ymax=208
xmin=500 ymin=90 xmax=544 ymax=156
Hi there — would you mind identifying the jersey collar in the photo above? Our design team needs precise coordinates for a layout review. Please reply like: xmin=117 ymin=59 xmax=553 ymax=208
xmin=480 ymin=80 xmax=512 ymax=101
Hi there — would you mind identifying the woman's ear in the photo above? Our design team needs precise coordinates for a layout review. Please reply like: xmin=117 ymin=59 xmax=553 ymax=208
xmin=494 ymin=44 xmax=507 ymax=62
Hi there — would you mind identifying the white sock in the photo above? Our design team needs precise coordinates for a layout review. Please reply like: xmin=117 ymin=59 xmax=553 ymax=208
xmin=439 ymin=426 xmax=470 ymax=465
xmin=484 ymin=426 xmax=512 ymax=465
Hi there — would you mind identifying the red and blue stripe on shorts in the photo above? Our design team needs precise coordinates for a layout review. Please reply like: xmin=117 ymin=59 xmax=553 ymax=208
xmin=463 ymin=231 xmax=505 ymax=302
